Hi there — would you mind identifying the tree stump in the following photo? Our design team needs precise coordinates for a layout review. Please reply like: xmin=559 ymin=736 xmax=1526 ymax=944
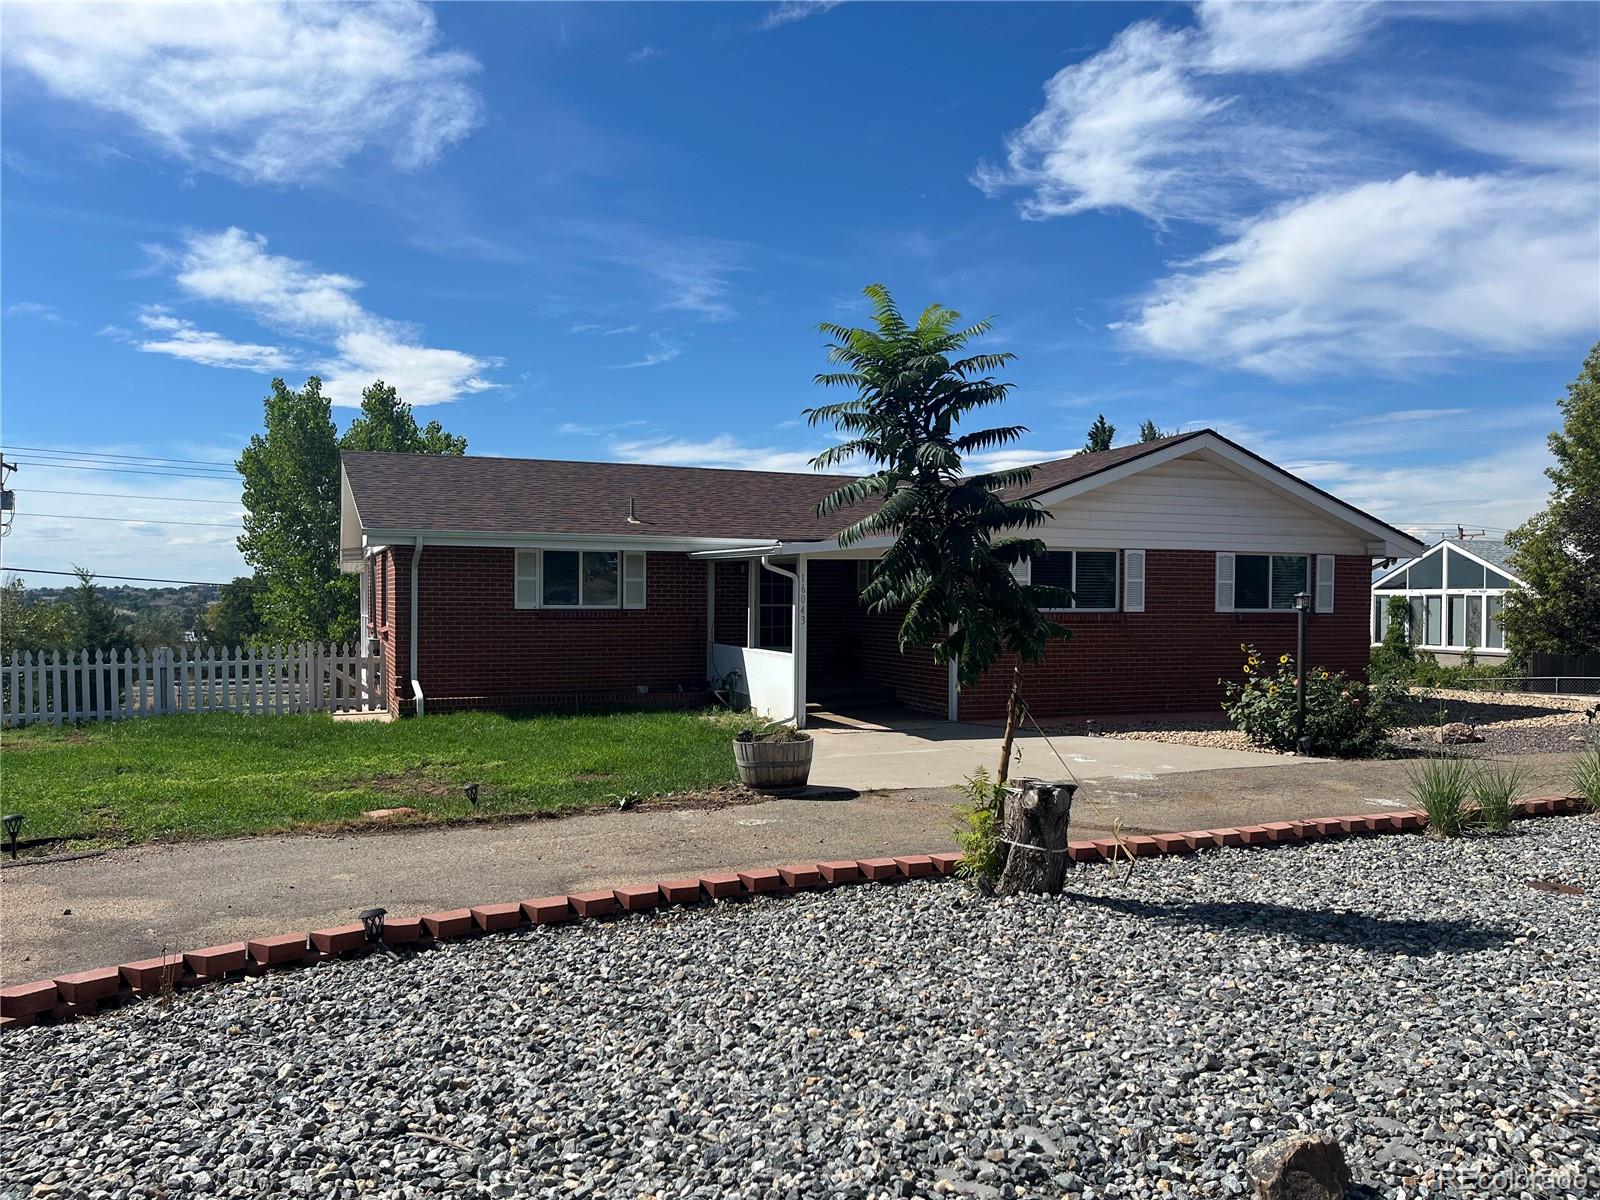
xmin=995 ymin=778 xmax=1077 ymax=896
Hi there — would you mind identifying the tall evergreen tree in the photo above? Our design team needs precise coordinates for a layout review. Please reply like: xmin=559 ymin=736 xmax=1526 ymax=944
xmin=1084 ymin=413 xmax=1115 ymax=452
xmin=806 ymin=284 xmax=1068 ymax=787
xmin=1502 ymin=342 xmax=1600 ymax=658
xmin=1138 ymin=419 xmax=1166 ymax=443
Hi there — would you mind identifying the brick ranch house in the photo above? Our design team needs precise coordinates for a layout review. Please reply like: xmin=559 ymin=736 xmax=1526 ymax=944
xmin=339 ymin=430 xmax=1423 ymax=725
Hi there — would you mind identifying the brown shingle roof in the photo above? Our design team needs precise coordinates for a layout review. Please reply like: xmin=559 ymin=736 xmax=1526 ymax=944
xmin=343 ymin=428 xmax=1412 ymax=549
xmin=341 ymin=451 xmax=873 ymax=542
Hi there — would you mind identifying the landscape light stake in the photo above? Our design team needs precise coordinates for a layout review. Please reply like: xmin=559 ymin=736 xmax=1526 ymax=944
xmin=1294 ymin=591 xmax=1311 ymax=756
xmin=463 ymin=782 xmax=479 ymax=810
xmin=3 ymin=813 xmax=22 ymax=860
xmin=360 ymin=907 xmax=387 ymax=943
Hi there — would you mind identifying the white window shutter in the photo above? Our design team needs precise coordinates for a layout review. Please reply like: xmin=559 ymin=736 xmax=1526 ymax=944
xmin=1011 ymin=558 xmax=1031 ymax=586
xmin=623 ymin=551 xmax=647 ymax=609
xmin=514 ymin=549 xmax=541 ymax=609
xmin=1315 ymin=554 xmax=1335 ymax=613
xmin=1123 ymin=550 xmax=1145 ymax=612
xmin=1215 ymin=552 xmax=1234 ymax=612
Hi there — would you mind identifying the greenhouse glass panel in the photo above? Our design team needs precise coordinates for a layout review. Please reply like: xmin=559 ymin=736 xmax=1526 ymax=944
xmin=1485 ymin=568 xmax=1514 ymax=589
xmin=1485 ymin=596 xmax=1505 ymax=649
xmin=1448 ymin=595 xmax=1468 ymax=646
xmin=1466 ymin=596 xmax=1482 ymax=647
xmin=1374 ymin=571 xmax=1408 ymax=590
xmin=1446 ymin=548 xmax=1485 ymax=588
xmin=1425 ymin=596 xmax=1442 ymax=646
xmin=1408 ymin=549 xmax=1444 ymax=589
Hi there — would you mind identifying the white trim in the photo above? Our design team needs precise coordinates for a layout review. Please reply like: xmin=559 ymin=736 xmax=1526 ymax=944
xmin=1372 ymin=540 xmax=1528 ymax=591
xmin=362 ymin=526 xmax=759 ymax=553
xmin=514 ymin=548 xmax=541 ymax=609
xmin=1315 ymin=554 xmax=1335 ymax=613
xmin=1369 ymin=587 xmax=1510 ymax=652
xmin=514 ymin=547 xmax=640 ymax=611
xmin=947 ymin=656 xmax=959 ymax=722
xmin=1123 ymin=549 xmax=1145 ymax=613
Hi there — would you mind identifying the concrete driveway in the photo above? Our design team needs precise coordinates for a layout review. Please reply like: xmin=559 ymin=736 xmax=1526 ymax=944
xmin=806 ymin=713 xmax=1310 ymax=790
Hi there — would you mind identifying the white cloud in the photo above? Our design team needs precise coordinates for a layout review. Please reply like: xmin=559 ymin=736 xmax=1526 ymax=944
xmin=2 ymin=1 xmax=481 ymax=185
xmin=132 ymin=307 xmax=293 ymax=372
xmin=321 ymin=331 xmax=496 ymax=407
xmin=609 ymin=335 xmax=682 ymax=370
xmin=759 ymin=1 xmax=843 ymax=31
xmin=1123 ymin=172 xmax=1600 ymax=376
xmin=4 ymin=301 xmax=61 ymax=321
xmin=974 ymin=2 xmax=1369 ymax=224
xmin=144 ymin=227 xmax=499 ymax=404
xmin=563 ymin=220 xmax=747 ymax=320
xmin=626 ymin=46 xmax=663 ymax=64
xmin=610 ymin=435 xmax=831 ymax=474
xmin=1194 ymin=0 xmax=1376 ymax=72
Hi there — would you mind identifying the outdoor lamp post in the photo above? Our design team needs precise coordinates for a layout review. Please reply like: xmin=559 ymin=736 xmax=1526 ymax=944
xmin=2 ymin=813 xmax=21 ymax=860
xmin=1294 ymin=591 xmax=1312 ymax=756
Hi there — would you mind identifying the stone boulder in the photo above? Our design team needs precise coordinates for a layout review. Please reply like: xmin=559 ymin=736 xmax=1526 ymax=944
xmin=1435 ymin=722 xmax=1481 ymax=744
xmin=1244 ymin=1133 xmax=1351 ymax=1200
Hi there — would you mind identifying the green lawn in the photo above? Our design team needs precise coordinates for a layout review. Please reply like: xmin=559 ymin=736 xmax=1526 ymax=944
xmin=0 ymin=709 xmax=745 ymax=848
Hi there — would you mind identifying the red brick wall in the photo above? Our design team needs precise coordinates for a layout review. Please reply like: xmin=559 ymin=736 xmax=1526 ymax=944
xmin=806 ymin=560 xmax=948 ymax=715
xmin=376 ymin=546 xmax=710 ymax=715
xmin=711 ymin=561 xmax=749 ymax=647
xmin=953 ymin=551 xmax=1373 ymax=721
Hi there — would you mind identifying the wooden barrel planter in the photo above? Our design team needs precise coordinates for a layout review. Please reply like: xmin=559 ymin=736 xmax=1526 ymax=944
xmin=732 ymin=732 xmax=814 ymax=791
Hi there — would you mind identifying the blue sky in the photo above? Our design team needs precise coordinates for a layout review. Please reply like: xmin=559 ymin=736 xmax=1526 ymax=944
xmin=2 ymin=0 xmax=1597 ymax=584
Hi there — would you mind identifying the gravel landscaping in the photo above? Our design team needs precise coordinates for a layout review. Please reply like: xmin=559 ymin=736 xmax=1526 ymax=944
xmin=4 ymin=820 xmax=1597 ymax=1200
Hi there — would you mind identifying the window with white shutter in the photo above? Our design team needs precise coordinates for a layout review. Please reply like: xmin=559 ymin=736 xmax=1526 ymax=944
xmin=1010 ymin=558 xmax=1031 ymax=585
xmin=623 ymin=552 xmax=647 ymax=610
xmin=1215 ymin=552 xmax=1234 ymax=611
xmin=1315 ymin=555 xmax=1335 ymax=613
xmin=1123 ymin=550 xmax=1145 ymax=612
xmin=514 ymin=550 xmax=541 ymax=609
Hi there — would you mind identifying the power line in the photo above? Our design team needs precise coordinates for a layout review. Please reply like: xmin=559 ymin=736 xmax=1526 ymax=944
xmin=1 ymin=444 xmax=236 ymax=468
xmin=2 ymin=567 xmax=230 ymax=586
xmin=16 ymin=511 xmax=243 ymax=529
xmin=2 ymin=461 xmax=241 ymax=481
xmin=8 ymin=455 xmax=237 ymax=477
xmin=27 ymin=488 xmax=244 ymax=507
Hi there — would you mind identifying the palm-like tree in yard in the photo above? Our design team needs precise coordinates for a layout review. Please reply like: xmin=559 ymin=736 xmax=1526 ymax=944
xmin=805 ymin=283 xmax=1069 ymax=786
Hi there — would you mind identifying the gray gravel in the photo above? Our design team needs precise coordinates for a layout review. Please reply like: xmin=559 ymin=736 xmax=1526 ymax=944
xmin=3 ymin=820 xmax=1598 ymax=1200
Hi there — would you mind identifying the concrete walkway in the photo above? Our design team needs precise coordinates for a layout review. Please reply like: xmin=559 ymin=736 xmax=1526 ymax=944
xmin=807 ymin=715 xmax=1306 ymax=790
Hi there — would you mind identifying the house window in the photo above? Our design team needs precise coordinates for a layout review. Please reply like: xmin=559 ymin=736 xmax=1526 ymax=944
xmin=1032 ymin=550 xmax=1119 ymax=611
xmin=516 ymin=549 xmax=643 ymax=610
xmin=1231 ymin=554 xmax=1309 ymax=611
xmin=757 ymin=568 xmax=793 ymax=650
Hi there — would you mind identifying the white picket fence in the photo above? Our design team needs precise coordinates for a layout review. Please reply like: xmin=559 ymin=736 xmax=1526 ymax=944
xmin=1 ymin=644 xmax=387 ymax=727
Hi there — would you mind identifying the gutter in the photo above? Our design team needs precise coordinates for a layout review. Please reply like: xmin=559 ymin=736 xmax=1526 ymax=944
xmin=410 ymin=537 xmax=425 ymax=718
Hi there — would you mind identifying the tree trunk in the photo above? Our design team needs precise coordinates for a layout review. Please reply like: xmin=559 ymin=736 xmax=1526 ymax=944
xmin=996 ymin=664 xmax=1022 ymax=784
xmin=995 ymin=779 xmax=1078 ymax=896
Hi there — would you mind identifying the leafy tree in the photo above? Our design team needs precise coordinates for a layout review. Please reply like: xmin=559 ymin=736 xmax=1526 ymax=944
xmin=67 ymin=567 xmax=124 ymax=649
xmin=237 ymin=377 xmax=467 ymax=645
xmin=0 ymin=577 xmax=72 ymax=654
xmin=1084 ymin=413 xmax=1115 ymax=453
xmin=198 ymin=576 xmax=266 ymax=646
xmin=340 ymin=380 xmax=468 ymax=456
xmin=806 ymin=284 xmax=1068 ymax=790
xmin=1503 ymin=342 xmax=1600 ymax=658
xmin=130 ymin=608 xmax=185 ymax=651
xmin=1138 ymin=419 xmax=1168 ymax=443
xmin=238 ymin=378 xmax=358 ymax=644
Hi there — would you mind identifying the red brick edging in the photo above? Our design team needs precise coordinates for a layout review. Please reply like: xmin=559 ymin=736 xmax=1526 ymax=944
xmin=2 ymin=795 xmax=1587 ymax=1030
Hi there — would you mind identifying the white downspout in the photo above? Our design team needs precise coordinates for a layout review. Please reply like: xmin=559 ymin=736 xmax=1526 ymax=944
xmin=409 ymin=537 xmax=425 ymax=718
xmin=759 ymin=554 xmax=804 ymax=728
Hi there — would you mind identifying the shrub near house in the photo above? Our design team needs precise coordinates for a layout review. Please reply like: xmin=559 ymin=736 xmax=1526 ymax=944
xmin=1222 ymin=643 xmax=1402 ymax=757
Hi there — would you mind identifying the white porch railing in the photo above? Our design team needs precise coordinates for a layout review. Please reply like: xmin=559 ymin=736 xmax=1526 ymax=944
xmin=1 ymin=644 xmax=386 ymax=727
xmin=710 ymin=643 xmax=795 ymax=722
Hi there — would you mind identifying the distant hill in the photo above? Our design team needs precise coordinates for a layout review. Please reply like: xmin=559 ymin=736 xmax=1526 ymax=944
xmin=16 ymin=582 xmax=220 ymax=631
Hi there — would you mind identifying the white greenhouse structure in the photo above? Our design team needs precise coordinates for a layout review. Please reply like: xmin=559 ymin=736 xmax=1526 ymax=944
xmin=1371 ymin=538 xmax=1525 ymax=663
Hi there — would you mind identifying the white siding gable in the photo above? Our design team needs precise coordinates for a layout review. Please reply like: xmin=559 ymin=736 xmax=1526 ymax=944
xmin=1035 ymin=454 xmax=1368 ymax=555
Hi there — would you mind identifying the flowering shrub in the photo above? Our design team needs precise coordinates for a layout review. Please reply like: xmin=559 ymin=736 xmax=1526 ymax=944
xmin=1221 ymin=644 xmax=1403 ymax=757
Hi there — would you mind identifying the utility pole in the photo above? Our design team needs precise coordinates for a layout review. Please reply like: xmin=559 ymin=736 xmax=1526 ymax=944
xmin=0 ymin=459 xmax=17 ymax=579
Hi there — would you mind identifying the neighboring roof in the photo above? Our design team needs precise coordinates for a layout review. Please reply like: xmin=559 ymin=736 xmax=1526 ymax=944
xmin=1373 ymin=537 xmax=1525 ymax=587
xmin=341 ymin=427 xmax=1419 ymax=554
